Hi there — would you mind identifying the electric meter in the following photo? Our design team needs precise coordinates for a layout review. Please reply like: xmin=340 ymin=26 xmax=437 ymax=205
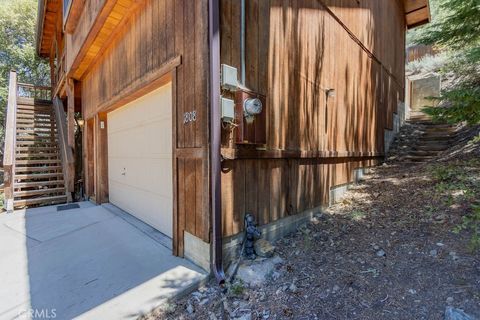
xmin=243 ymin=98 xmax=263 ymax=118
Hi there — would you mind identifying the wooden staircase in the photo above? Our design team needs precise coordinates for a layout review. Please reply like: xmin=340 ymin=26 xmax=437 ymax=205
xmin=3 ymin=72 xmax=74 ymax=211
xmin=13 ymin=98 xmax=68 ymax=207
xmin=403 ymin=122 xmax=456 ymax=163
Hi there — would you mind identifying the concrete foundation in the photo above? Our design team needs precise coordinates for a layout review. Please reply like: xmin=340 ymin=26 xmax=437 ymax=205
xmin=184 ymin=232 xmax=211 ymax=272
xmin=385 ymin=101 xmax=407 ymax=153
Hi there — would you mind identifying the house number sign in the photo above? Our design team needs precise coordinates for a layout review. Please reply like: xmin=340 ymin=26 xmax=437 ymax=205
xmin=183 ymin=110 xmax=197 ymax=124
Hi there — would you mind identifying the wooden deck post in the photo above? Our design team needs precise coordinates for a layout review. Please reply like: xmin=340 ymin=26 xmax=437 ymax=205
xmin=3 ymin=71 xmax=17 ymax=212
xmin=66 ymin=78 xmax=75 ymax=152
xmin=3 ymin=71 xmax=18 ymax=212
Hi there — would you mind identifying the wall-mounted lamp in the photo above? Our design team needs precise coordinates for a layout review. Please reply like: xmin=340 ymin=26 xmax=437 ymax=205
xmin=76 ymin=118 xmax=85 ymax=128
xmin=326 ymin=88 xmax=336 ymax=98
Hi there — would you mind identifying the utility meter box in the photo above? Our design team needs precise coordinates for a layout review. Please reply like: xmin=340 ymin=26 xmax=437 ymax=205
xmin=235 ymin=88 xmax=266 ymax=145
xmin=221 ymin=64 xmax=238 ymax=91
xmin=221 ymin=97 xmax=235 ymax=122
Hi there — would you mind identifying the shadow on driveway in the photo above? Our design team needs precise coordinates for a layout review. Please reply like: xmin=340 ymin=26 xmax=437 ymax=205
xmin=0 ymin=202 xmax=207 ymax=319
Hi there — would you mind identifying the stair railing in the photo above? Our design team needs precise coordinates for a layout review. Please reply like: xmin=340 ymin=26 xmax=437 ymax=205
xmin=53 ymin=97 xmax=74 ymax=202
xmin=3 ymin=71 xmax=18 ymax=212
xmin=17 ymin=83 xmax=52 ymax=100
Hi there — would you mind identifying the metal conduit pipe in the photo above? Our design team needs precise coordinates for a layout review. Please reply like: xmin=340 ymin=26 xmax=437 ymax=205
xmin=208 ymin=0 xmax=226 ymax=285
xmin=240 ymin=0 xmax=246 ymax=85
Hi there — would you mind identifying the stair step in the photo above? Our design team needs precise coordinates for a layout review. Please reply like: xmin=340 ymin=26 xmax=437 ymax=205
xmin=17 ymin=115 xmax=53 ymax=121
xmin=421 ymin=132 xmax=454 ymax=138
xmin=16 ymin=159 xmax=61 ymax=165
xmin=16 ymin=153 xmax=59 ymax=159
xmin=14 ymin=195 xmax=67 ymax=207
xmin=16 ymin=97 xmax=52 ymax=106
xmin=17 ymin=128 xmax=56 ymax=133
xmin=17 ymin=115 xmax=53 ymax=120
xmin=15 ymin=166 xmax=62 ymax=173
xmin=16 ymin=116 xmax=53 ymax=121
xmin=17 ymin=104 xmax=52 ymax=110
xmin=16 ymin=141 xmax=58 ymax=146
xmin=15 ymin=172 xmax=63 ymax=180
xmin=16 ymin=147 xmax=58 ymax=153
xmin=403 ymin=155 xmax=435 ymax=162
xmin=414 ymin=145 xmax=449 ymax=152
xmin=15 ymin=180 xmax=65 ymax=188
xmin=17 ymin=111 xmax=53 ymax=117
xmin=17 ymin=107 xmax=52 ymax=113
xmin=14 ymin=187 xmax=65 ymax=197
xmin=419 ymin=137 xmax=452 ymax=143
xmin=16 ymin=135 xmax=57 ymax=141
xmin=423 ymin=127 xmax=456 ymax=132
xmin=17 ymin=113 xmax=52 ymax=118
xmin=409 ymin=150 xmax=441 ymax=156
xmin=16 ymin=119 xmax=55 ymax=124
xmin=16 ymin=124 xmax=56 ymax=130
xmin=17 ymin=111 xmax=52 ymax=116
xmin=16 ymin=119 xmax=54 ymax=125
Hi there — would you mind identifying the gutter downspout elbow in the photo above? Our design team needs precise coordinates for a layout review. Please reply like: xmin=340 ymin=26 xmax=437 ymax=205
xmin=208 ymin=0 xmax=226 ymax=286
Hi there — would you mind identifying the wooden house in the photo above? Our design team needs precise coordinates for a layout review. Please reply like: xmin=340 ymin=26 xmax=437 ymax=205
xmin=3 ymin=0 xmax=429 ymax=281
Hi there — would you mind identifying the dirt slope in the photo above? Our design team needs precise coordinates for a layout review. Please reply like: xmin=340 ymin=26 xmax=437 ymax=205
xmin=144 ymin=125 xmax=480 ymax=320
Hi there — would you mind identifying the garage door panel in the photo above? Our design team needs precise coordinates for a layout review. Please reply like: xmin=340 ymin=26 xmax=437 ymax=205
xmin=108 ymin=88 xmax=172 ymax=132
xmin=107 ymin=83 xmax=173 ymax=238
xmin=109 ymin=158 xmax=172 ymax=197
xmin=108 ymin=122 xmax=171 ymax=158
xmin=109 ymin=181 xmax=173 ymax=236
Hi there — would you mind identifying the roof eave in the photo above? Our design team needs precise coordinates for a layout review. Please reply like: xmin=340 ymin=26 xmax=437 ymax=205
xmin=404 ymin=0 xmax=431 ymax=30
xmin=36 ymin=0 xmax=48 ymax=57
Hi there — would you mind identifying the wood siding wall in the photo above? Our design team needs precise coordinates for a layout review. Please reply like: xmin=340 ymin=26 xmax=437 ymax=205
xmin=67 ymin=0 xmax=106 ymax=71
xmin=80 ymin=0 xmax=210 ymax=253
xmin=220 ymin=0 xmax=406 ymax=236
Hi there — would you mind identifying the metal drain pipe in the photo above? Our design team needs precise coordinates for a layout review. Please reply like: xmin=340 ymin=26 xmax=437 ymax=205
xmin=208 ymin=0 xmax=226 ymax=285
xmin=240 ymin=0 xmax=246 ymax=85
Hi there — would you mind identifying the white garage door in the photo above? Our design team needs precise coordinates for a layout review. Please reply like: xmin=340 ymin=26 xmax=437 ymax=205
xmin=108 ymin=83 xmax=173 ymax=238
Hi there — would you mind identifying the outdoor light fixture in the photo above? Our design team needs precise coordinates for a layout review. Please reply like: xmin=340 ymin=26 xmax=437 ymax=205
xmin=326 ymin=88 xmax=336 ymax=98
xmin=76 ymin=118 xmax=85 ymax=128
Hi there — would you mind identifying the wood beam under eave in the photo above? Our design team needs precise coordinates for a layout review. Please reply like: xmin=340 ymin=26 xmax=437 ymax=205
xmin=403 ymin=0 xmax=431 ymax=29
xmin=38 ymin=0 xmax=60 ymax=57
xmin=406 ymin=6 xmax=431 ymax=29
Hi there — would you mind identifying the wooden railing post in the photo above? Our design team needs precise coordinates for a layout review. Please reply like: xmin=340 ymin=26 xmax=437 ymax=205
xmin=3 ymin=71 xmax=18 ymax=212
xmin=53 ymin=97 xmax=75 ymax=202
xmin=66 ymin=78 xmax=75 ymax=151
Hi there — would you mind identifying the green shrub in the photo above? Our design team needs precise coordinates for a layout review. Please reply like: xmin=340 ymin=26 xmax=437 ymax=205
xmin=423 ymin=86 xmax=480 ymax=125
xmin=454 ymin=203 xmax=480 ymax=251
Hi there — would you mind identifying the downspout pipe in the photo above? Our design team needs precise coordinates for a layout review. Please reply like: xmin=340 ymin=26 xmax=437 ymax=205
xmin=208 ymin=0 xmax=226 ymax=285
xmin=240 ymin=0 xmax=246 ymax=86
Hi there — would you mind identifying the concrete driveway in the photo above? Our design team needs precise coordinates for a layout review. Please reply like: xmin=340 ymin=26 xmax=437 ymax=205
xmin=0 ymin=202 xmax=207 ymax=320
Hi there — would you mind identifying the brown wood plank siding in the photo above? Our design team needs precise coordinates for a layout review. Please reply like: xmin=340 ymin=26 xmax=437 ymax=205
xmin=67 ymin=0 xmax=107 ymax=69
xmin=221 ymin=157 xmax=379 ymax=236
xmin=81 ymin=0 xmax=211 ymax=251
xmin=221 ymin=0 xmax=405 ymax=154
xmin=220 ymin=0 xmax=405 ymax=236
